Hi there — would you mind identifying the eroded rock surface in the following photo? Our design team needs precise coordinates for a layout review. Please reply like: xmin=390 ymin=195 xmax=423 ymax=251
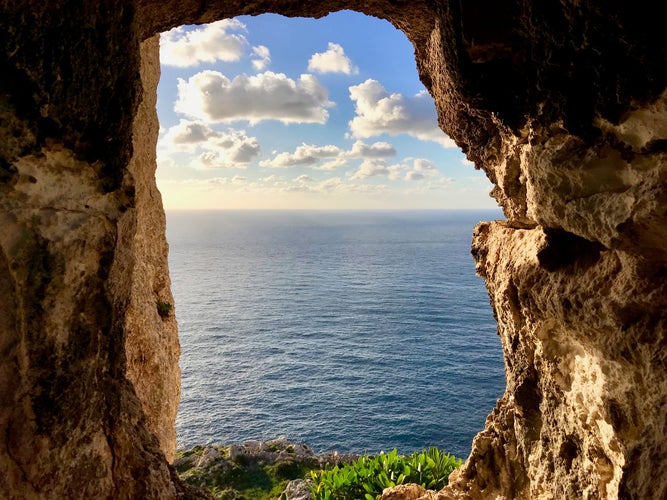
xmin=0 ymin=1 xmax=665 ymax=498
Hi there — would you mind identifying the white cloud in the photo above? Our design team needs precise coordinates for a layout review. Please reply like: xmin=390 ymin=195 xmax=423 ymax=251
xmin=350 ymin=159 xmax=390 ymax=180
xmin=308 ymin=42 xmax=359 ymax=75
xmin=405 ymin=171 xmax=426 ymax=181
xmin=259 ymin=144 xmax=342 ymax=168
xmin=196 ymin=141 xmax=258 ymax=168
xmin=318 ymin=177 xmax=344 ymax=192
xmin=260 ymin=140 xmax=396 ymax=170
xmin=222 ymin=137 xmax=261 ymax=163
xmin=400 ymin=158 xmax=440 ymax=181
xmin=347 ymin=140 xmax=395 ymax=158
xmin=350 ymin=157 xmax=444 ymax=182
xmin=348 ymin=79 xmax=456 ymax=147
xmin=163 ymin=120 xmax=217 ymax=151
xmin=387 ymin=164 xmax=405 ymax=181
xmin=175 ymin=70 xmax=334 ymax=125
xmin=251 ymin=45 xmax=271 ymax=70
xmin=160 ymin=119 xmax=260 ymax=167
xmin=275 ymin=176 xmax=386 ymax=195
xmin=317 ymin=158 xmax=349 ymax=171
xmin=160 ymin=20 xmax=248 ymax=67
xmin=159 ymin=171 xmax=392 ymax=202
xmin=413 ymin=158 xmax=437 ymax=171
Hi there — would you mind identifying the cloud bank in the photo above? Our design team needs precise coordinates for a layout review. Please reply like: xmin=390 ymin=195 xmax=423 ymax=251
xmin=350 ymin=157 xmax=445 ymax=182
xmin=260 ymin=140 xmax=397 ymax=169
xmin=175 ymin=70 xmax=334 ymax=124
xmin=160 ymin=119 xmax=260 ymax=167
xmin=260 ymin=144 xmax=342 ymax=168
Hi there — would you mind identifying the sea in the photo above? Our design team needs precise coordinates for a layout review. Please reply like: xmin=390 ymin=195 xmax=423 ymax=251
xmin=166 ymin=210 xmax=506 ymax=459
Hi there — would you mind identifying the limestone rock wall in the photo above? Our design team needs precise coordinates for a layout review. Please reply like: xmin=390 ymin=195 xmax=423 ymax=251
xmin=456 ymin=221 xmax=667 ymax=498
xmin=0 ymin=3 xmax=184 ymax=498
xmin=121 ymin=34 xmax=181 ymax=463
xmin=0 ymin=1 xmax=665 ymax=498
xmin=434 ymin=4 xmax=667 ymax=495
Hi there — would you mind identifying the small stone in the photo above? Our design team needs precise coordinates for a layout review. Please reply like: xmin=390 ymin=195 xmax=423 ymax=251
xmin=228 ymin=443 xmax=244 ymax=461
xmin=244 ymin=440 xmax=268 ymax=454
xmin=195 ymin=446 xmax=222 ymax=468
xmin=280 ymin=478 xmax=313 ymax=500
xmin=292 ymin=444 xmax=314 ymax=457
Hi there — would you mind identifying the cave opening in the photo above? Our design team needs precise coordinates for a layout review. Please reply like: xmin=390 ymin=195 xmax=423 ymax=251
xmin=1 ymin=1 xmax=665 ymax=497
xmin=155 ymin=11 xmax=505 ymax=460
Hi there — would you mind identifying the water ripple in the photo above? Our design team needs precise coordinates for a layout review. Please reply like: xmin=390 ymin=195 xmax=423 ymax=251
xmin=169 ymin=210 xmax=505 ymax=458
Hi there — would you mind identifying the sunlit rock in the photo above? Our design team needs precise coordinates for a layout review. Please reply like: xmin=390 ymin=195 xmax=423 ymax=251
xmin=0 ymin=0 xmax=664 ymax=498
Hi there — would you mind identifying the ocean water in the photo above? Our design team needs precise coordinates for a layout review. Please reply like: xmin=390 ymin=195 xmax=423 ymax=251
xmin=167 ymin=210 xmax=506 ymax=459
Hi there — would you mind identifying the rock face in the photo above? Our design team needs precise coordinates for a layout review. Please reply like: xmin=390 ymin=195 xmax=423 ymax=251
xmin=0 ymin=1 xmax=664 ymax=499
xmin=122 ymin=34 xmax=181 ymax=464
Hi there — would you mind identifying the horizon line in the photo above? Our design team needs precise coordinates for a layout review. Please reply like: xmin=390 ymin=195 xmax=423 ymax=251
xmin=163 ymin=207 xmax=503 ymax=212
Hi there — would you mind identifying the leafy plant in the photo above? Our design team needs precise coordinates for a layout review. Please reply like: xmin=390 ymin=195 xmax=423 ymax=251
xmin=310 ymin=447 xmax=462 ymax=500
xmin=157 ymin=300 xmax=173 ymax=318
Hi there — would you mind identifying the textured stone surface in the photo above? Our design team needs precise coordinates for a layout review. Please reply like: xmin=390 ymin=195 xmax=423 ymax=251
xmin=379 ymin=483 xmax=456 ymax=500
xmin=121 ymin=34 xmax=181 ymax=463
xmin=0 ymin=1 xmax=665 ymax=498
xmin=380 ymin=483 xmax=432 ymax=500
xmin=450 ymin=222 xmax=666 ymax=498
xmin=0 ymin=6 xmax=186 ymax=498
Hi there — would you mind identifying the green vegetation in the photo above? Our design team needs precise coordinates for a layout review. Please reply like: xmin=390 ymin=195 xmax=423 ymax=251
xmin=157 ymin=300 xmax=173 ymax=318
xmin=310 ymin=447 xmax=462 ymax=500
xmin=175 ymin=444 xmax=317 ymax=500
xmin=175 ymin=442 xmax=462 ymax=500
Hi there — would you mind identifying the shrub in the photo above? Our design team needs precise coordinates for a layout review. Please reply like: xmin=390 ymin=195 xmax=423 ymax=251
xmin=310 ymin=447 xmax=462 ymax=500
xmin=157 ymin=300 xmax=173 ymax=318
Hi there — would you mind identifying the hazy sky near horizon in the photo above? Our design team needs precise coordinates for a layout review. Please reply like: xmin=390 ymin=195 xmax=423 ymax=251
xmin=156 ymin=11 xmax=497 ymax=210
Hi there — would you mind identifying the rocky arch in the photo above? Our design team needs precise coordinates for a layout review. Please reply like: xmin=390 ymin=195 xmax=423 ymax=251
xmin=0 ymin=1 xmax=665 ymax=498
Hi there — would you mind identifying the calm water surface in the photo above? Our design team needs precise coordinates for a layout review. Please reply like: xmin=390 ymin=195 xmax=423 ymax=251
xmin=167 ymin=210 xmax=505 ymax=458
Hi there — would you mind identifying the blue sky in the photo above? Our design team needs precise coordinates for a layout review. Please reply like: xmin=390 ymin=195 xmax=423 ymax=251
xmin=156 ymin=11 xmax=496 ymax=209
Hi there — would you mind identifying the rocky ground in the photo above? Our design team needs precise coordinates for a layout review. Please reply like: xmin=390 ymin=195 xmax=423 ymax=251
xmin=173 ymin=437 xmax=360 ymax=499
